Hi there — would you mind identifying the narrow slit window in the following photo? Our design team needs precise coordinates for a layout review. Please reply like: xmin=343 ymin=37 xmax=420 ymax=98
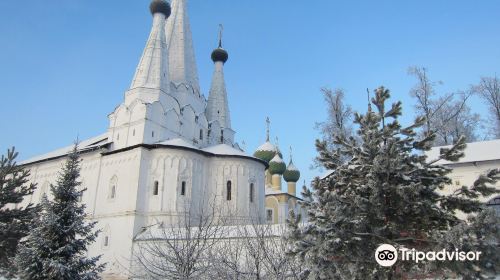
xmin=199 ymin=129 xmax=203 ymax=140
xmin=266 ymin=209 xmax=273 ymax=222
xmin=104 ymin=236 xmax=109 ymax=247
xmin=226 ymin=181 xmax=232 ymax=201
xmin=110 ymin=185 xmax=116 ymax=199
xmin=181 ymin=181 xmax=186 ymax=196
xmin=249 ymin=183 xmax=254 ymax=203
xmin=153 ymin=181 xmax=159 ymax=196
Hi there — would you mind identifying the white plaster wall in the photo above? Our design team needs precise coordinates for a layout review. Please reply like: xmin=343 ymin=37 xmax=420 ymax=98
xmin=442 ymin=160 xmax=500 ymax=203
xmin=21 ymin=145 xmax=266 ymax=278
xmin=110 ymin=87 xmax=210 ymax=150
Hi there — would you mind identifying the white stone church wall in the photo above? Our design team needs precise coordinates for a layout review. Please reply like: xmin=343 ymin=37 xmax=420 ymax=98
xmin=21 ymin=145 xmax=266 ymax=278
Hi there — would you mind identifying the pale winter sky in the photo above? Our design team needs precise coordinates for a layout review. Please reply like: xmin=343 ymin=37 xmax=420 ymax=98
xmin=0 ymin=0 xmax=499 ymax=186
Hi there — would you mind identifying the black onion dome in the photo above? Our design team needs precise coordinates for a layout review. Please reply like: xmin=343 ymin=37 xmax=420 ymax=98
xmin=150 ymin=0 xmax=171 ymax=17
xmin=211 ymin=48 xmax=229 ymax=63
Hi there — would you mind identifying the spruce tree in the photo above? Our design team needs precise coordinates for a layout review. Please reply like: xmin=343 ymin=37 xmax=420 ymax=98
xmin=0 ymin=147 xmax=37 ymax=278
xmin=15 ymin=145 xmax=105 ymax=280
xmin=287 ymin=87 xmax=500 ymax=279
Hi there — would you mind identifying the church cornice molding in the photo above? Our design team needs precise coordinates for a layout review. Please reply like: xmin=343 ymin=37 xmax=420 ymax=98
xmin=102 ymin=143 xmax=268 ymax=167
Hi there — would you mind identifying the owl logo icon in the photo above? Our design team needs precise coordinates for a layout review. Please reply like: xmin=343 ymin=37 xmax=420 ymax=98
xmin=375 ymin=244 xmax=398 ymax=266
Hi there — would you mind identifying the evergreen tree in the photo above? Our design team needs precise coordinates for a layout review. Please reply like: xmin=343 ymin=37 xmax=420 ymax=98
xmin=287 ymin=87 xmax=500 ymax=279
xmin=0 ymin=147 xmax=37 ymax=278
xmin=15 ymin=145 xmax=105 ymax=280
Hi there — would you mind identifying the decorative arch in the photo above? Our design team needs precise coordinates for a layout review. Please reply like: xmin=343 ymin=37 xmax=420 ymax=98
xmin=165 ymin=109 xmax=181 ymax=134
xmin=110 ymin=103 xmax=130 ymax=127
xmin=162 ymin=93 xmax=182 ymax=115
xmin=196 ymin=113 xmax=208 ymax=128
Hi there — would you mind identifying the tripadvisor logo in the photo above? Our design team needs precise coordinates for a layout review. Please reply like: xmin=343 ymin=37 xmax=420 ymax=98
xmin=374 ymin=244 xmax=482 ymax=267
xmin=375 ymin=244 xmax=398 ymax=267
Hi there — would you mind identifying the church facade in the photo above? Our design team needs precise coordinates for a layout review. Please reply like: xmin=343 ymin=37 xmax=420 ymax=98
xmin=18 ymin=0 xmax=283 ymax=278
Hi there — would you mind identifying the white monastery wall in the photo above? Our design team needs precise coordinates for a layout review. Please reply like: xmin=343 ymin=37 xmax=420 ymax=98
xmin=442 ymin=159 xmax=500 ymax=204
xmin=21 ymin=144 xmax=266 ymax=277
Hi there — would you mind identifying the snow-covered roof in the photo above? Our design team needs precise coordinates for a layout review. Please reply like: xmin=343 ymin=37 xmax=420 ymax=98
xmin=21 ymin=133 xmax=110 ymax=165
xmin=21 ymin=136 xmax=264 ymax=167
xmin=287 ymin=162 xmax=299 ymax=171
xmin=135 ymin=223 xmax=288 ymax=241
xmin=270 ymin=154 xmax=284 ymax=163
xmin=202 ymin=144 xmax=247 ymax=156
xmin=427 ymin=139 xmax=500 ymax=165
xmin=320 ymin=170 xmax=334 ymax=179
xmin=157 ymin=138 xmax=197 ymax=149
xmin=265 ymin=188 xmax=287 ymax=195
xmin=255 ymin=141 xmax=277 ymax=152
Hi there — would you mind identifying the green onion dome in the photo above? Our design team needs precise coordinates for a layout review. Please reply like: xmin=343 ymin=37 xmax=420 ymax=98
xmin=269 ymin=154 xmax=286 ymax=175
xmin=254 ymin=141 xmax=281 ymax=163
xmin=283 ymin=161 xmax=300 ymax=182
xmin=211 ymin=48 xmax=228 ymax=64
xmin=149 ymin=0 xmax=171 ymax=17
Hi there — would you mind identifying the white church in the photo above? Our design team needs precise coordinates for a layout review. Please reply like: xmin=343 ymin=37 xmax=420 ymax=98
xmin=18 ymin=0 xmax=304 ymax=278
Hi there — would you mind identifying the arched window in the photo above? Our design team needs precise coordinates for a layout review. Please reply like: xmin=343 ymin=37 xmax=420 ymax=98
xmin=181 ymin=181 xmax=186 ymax=196
xmin=153 ymin=181 xmax=159 ymax=196
xmin=226 ymin=181 xmax=232 ymax=201
xmin=249 ymin=183 xmax=254 ymax=203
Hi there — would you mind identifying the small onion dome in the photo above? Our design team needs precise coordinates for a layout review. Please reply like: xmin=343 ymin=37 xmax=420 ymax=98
xmin=268 ymin=154 xmax=286 ymax=175
xmin=211 ymin=48 xmax=229 ymax=64
xmin=150 ymin=0 xmax=171 ymax=17
xmin=283 ymin=162 xmax=300 ymax=182
xmin=253 ymin=141 xmax=282 ymax=163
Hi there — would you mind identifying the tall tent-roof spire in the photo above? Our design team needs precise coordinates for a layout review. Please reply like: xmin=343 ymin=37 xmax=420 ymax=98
xmin=254 ymin=117 xmax=282 ymax=163
xmin=367 ymin=88 xmax=372 ymax=111
xmin=129 ymin=0 xmax=171 ymax=92
xmin=266 ymin=117 xmax=271 ymax=142
xmin=206 ymin=25 xmax=231 ymax=129
xmin=211 ymin=24 xmax=229 ymax=63
xmin=284 ymin=146 xmax=300 ymax=183
xmin=165 ymin=0 xmax=200 ymax=95
xmin=218 ymin=23 xmax=223 ymax=48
